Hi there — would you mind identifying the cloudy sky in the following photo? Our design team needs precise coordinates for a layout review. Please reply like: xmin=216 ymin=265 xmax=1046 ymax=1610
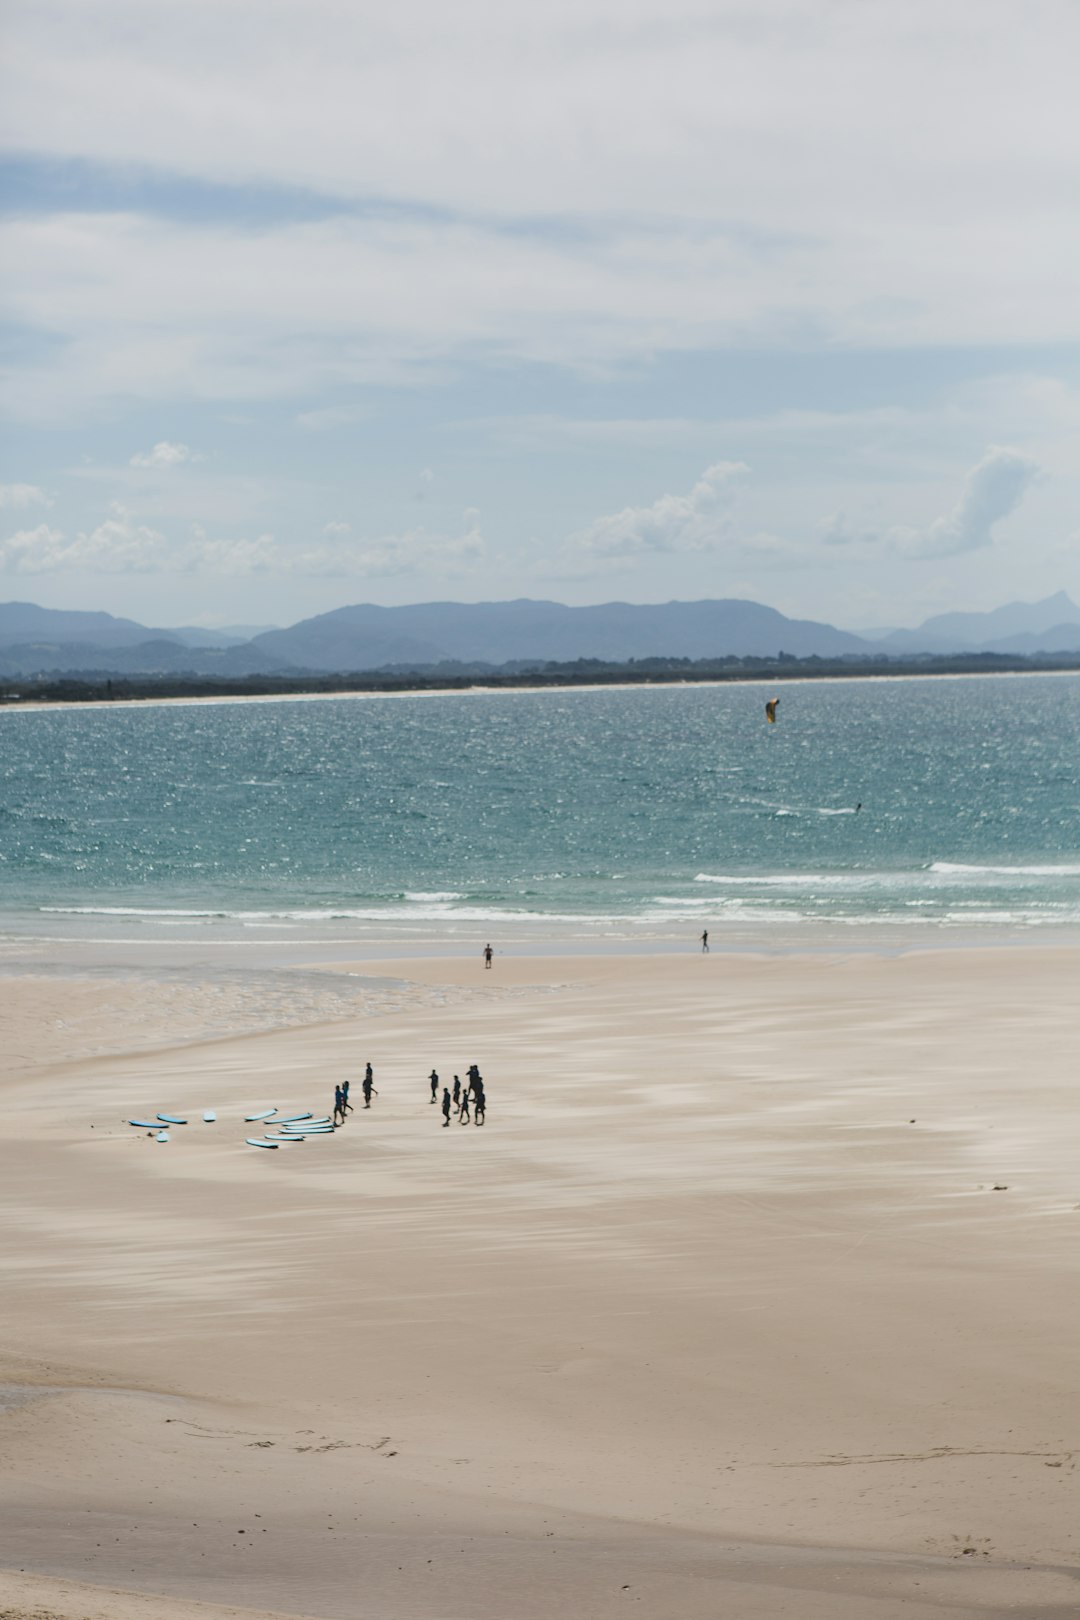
xmin=2 ymin=0 xmax=1078 ymax=630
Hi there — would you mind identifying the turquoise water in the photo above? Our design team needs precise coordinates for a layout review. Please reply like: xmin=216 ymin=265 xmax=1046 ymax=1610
xmin=2 ymin=674 xmax=1079 ymax=945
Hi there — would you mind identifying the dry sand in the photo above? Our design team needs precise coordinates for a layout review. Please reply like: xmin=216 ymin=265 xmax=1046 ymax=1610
xmin=1 ymin=945 xmax=1077 ymax=1619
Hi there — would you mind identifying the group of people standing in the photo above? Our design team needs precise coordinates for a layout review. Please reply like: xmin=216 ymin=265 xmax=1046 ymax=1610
xmin=331 ymin=1061 xmax=489 ymax=1129
xmin=333 ymin=1062 xmax=376 ymax=1123
xmin=430 ymin=1064 xmax=486 ymax=1126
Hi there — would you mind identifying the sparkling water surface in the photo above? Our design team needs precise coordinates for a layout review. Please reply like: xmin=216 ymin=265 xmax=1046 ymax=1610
xmin=2 ymin=675 xmax=1078 ymax=945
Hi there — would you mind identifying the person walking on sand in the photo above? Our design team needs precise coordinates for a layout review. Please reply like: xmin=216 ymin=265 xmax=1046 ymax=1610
xmin=483 ymin=943 xmax=494 ymax=970
xmin=341 ymin=1079 xmax=353 ymax=1115
xmin=473 ymin=1088 xmax=486 ymax=1126
xmin=362 ymin=1072 xmax=376 ymax=1108
xmin=441 ymin=1087 xmax=452 ymax=1127
xmin=701 ymin=929 xmax=709 ymax=953
xmin=459 ymin=1086 xmax=471 ymax=1123
xmin=429 ymin=1069 xmax=439 ymax=1104
xmin=452 ymin=1075 xmax=461 ymax=1107
xmin=333 ymin=1085 xmax=344 ymax=1124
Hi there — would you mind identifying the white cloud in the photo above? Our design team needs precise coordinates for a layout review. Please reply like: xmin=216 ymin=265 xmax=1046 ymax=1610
xmin=296 ymin=512 xmax=486 ymax=578
xmin=295 ymin=407 xmax=370 ymax=432
xmin=0 ymin=512 xmax=170 ymax=572
xmin=129 ymin=440 xmax=193 ymax=468
xmin=185 ymin=513 xmax=487 ymax=579
xmin=0 ymin=524 xmax=69 ymax=571
xmin=0 ymin=507 xmax=486 ymax=580
xmin=6 ymin=2 xmax=1078 ymax=243
xmin=0 ymin=483 xmax=53 ymax=509
xmin=816 ymin=512 xmax=880 ymax=548
xmin=323 ymin=520 xmax=351 ymax=535
xmin=895 ymin=447 xmax=1042 ymax=559
xmin=573 ymin=461 xmax=748 ymax=561
xmin=186 ymin=531 xmax=281 ymax=574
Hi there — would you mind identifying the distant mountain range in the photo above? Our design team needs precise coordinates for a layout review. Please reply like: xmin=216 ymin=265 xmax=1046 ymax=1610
xmin=1 ymin=592 xmax=1078 ymax=678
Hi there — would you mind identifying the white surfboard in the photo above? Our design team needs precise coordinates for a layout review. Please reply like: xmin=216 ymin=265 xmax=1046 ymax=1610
xmin=246 ymin=1137 xmax=279 ymax=1149
xmin=202 ymin=1110 xmax=217 ymax=1123
xmin=274 ymin=1112 xmax=313 ymax=1124
xmin=155 ymin=1131 xmax=170 ymax=1143
xmin=245 ymin=1109 xmax=278 ymax=1122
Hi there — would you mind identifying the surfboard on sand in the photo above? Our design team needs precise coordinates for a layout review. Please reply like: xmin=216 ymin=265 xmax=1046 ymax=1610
xmin=157 ymin=1113 xmax=187 ymax=1125
xmin=155 ymin=1131 xmax=170 ymax=1143
xmin=128 ymin=1119 xmax=161 ymax=1129
xmin=202 ymin=1110 xmax=217 ymax=1123
xmin=245 ymin=1109 xmax=278 ymax=1122
xmin=246 ymin=1138 xmax=279 ymax=1149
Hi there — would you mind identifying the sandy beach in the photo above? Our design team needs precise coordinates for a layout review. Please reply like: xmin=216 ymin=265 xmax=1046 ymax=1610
xmin=1 ymin=944 xmax=1077 ymax=1619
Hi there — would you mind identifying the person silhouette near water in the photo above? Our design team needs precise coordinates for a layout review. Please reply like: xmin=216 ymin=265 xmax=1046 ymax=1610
xmin=362 ymin=1072 xmax=376 ymax=1108
xmin=701 ymin=929 xmax=709 ymax=952
xmin=441 ymin=1088 xmax=452 ymax=1126
xmin=429 ymin=1069 xmax=439 ymax=1103
xmin=483 ymin=943 xmax=494 ymax=969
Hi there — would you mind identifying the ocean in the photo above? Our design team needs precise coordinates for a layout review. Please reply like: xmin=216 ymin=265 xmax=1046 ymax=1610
xmin=2 ymin=673 xmax=1079 ymax=950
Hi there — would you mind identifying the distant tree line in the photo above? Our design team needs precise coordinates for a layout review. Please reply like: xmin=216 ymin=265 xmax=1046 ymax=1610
xmin=2 ymin=649 xmax=1079 ymax=705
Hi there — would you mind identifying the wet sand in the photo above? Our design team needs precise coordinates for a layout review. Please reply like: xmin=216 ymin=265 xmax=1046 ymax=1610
xmin=1 ymin=946 xmax=1077 ymax=1618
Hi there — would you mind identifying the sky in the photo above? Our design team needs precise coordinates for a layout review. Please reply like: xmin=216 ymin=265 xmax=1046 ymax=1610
xmin=1 ymin=0 xmax=1078 ymax=632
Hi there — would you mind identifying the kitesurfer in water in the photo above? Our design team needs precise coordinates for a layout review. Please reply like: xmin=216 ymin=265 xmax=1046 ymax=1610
xmin=765 ymin=697 xmax=780 ymax=724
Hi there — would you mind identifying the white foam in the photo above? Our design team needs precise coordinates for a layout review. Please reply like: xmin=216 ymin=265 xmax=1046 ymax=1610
xmin=930 ymin=861 xmax=1080 ymax=878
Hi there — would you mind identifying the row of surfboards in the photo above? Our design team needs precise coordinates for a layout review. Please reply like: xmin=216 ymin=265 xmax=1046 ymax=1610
xmin=127 ymin=1108 xmax=336 ymax=1148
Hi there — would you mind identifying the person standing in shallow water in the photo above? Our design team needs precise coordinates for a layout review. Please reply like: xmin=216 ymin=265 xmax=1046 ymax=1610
xmin=441 ymin=1088 xmax=452 ymax=1127
xmin=701 ymin=929 xmax=709 ymax=952
xmin=429 ymin=1069 xmax=439 ymax=1104
xmin=483 ymin=943 xmax=494 ymax=969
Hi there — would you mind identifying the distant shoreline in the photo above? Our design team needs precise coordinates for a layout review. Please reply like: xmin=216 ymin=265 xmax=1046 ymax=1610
xmin=2 ymin=657 xmax=1079 ymax=713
